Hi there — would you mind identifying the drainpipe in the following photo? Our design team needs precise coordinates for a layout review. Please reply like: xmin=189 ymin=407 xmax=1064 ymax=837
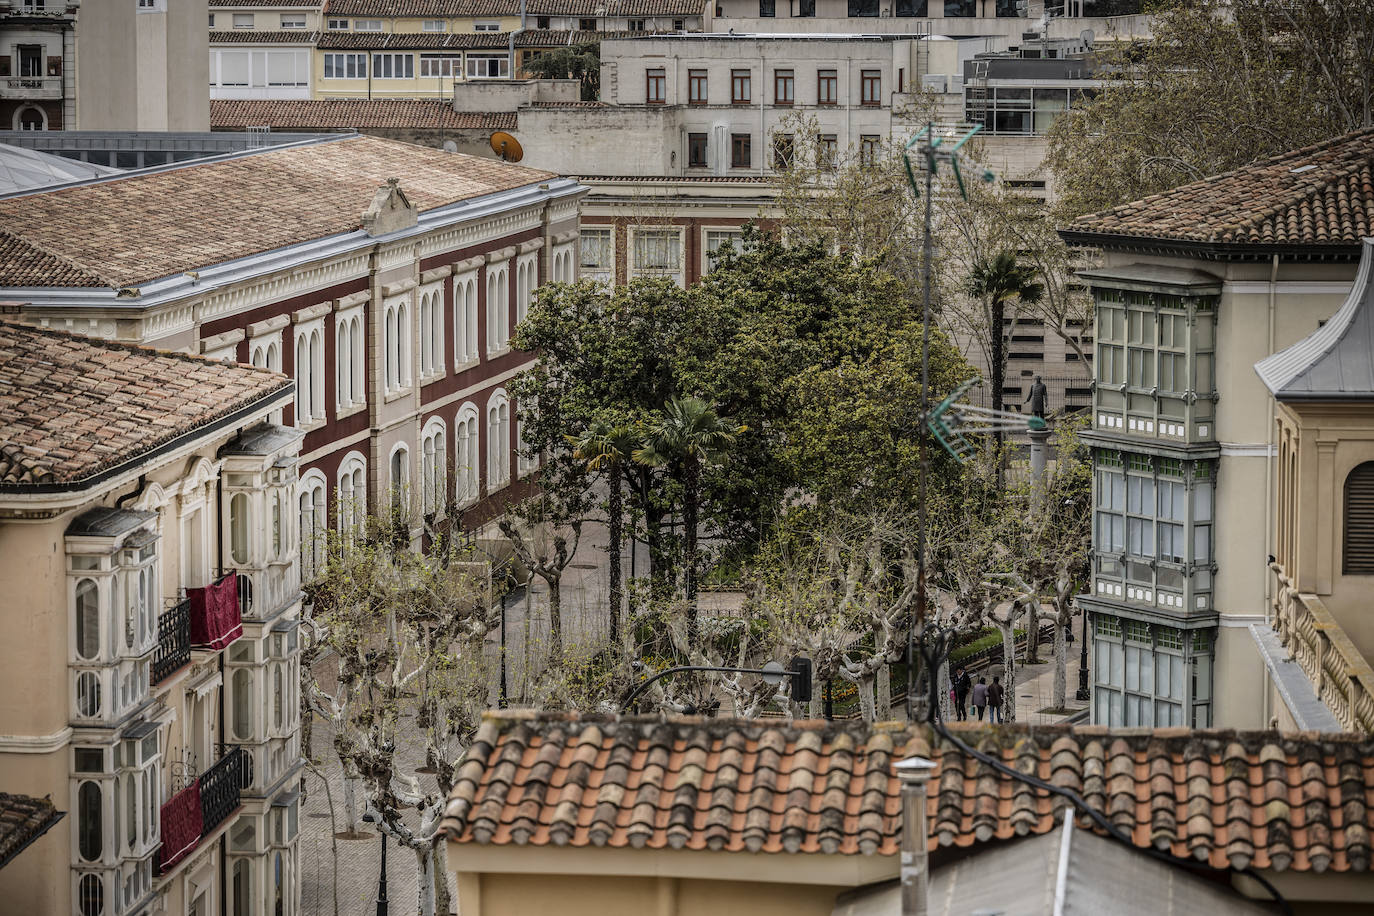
xmin=895 ymin=756 xmax=937 ymax=916
xmin=1264 ymin=253 xmax=1278 ymax=623
xmin=509 ymin=0 xmax=527 ymax=82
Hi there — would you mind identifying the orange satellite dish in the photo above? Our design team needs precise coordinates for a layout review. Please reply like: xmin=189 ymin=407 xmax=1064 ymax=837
xmin=490 ymin=131 xmax=524 ymax=163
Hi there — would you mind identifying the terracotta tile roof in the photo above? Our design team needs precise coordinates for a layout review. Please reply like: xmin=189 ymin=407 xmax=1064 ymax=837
xmin=324 ymin=0 xmax=704 ymax=16
xmin=209 ymin=29 xmax=320 ymax=43
xmin=0 ymin=134 xmax=557 ymax=289
xmin=439 ymin=712 xmax=1374 ymax=874
xmin=315 ymin=28 xmax=616 ymax=49
xmin=0 ymin=793 xmax=61 ymax=870
xmin=210 ymin=1 xmax=320 ymax=6
xmin=0 ymin=322 xmax=291 ymax=488
xmin=1064 ymin=127 xmax=1374 ymax=251
xmin=211 ymin=99 xmax=514 ymax=130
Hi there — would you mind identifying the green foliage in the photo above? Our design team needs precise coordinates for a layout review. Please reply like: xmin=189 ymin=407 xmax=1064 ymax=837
xmin=522 ymin=43 xmax=601 ymax=100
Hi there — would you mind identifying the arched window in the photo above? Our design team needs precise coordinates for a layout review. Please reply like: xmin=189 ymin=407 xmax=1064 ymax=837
xmin=336 ymin=318 xmax=352 ymax=407
xmin=486 ymin=263 xmax=509 ymax=353
xmin=389 ymin=445 xmax=409 ymax=514
xmin=78 ymin=781 xmax=102 ymax=861
xmin=350 ymin=315 xmax=364 ymax=403
xmin=294 ymin=334 xmax=310 ymax=424
xmin=455 ymin=405 xmax=480 ymax=505
xmin=274 ymin=852 xmax=284 ymax=916
xmin=232 ymin=668 xmax=253 ymax=741
xmin=273 ymin=665 xmax=284 ymax=730
xmin=385 ymin=299 xmax=411 ymax=393
xmin=310 ymin=327 xmax=324 ymax=420
xmin=232 ymin=859 xmax=252 ymax=916
xmin=487 ymin=392 xmax=510 ymax=490
xmin=75 ymin=578 xmax=99 ymax=660
xmin=230 ymin=493 xmax=250 ymax=565
xmin=16 ymin=106 xmax=46 ymax=131
xmin=419 ymin=287 xmax=443 ymax=377
xmin=455 ymin=275 xmax=478 ymax=365
xmin=1345 ymin=461 xmax=1374 ymax=573
xmin=298 ymin=472 xmax=326 ymax=580
xmin=337 ymin=452 xmax=367 ymax=536
xmin=516 ymin=413 xmax=537 ymax=476
xmin=421 ymin=420 xmax=447 ymax=515
xmin=78 ymin=873 xmax=102 ymax=916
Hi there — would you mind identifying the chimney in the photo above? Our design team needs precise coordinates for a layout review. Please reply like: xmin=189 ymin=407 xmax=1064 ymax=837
xmin=895 ymin=756 xmax=937 ymax=916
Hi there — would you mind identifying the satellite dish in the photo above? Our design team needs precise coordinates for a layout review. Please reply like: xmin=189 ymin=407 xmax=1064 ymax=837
xmin=490 ymin=131 xmax=524 ymax=163
xmin=442 ymin=139 xmax=458 ymax=153
xmin=1079 ymin=28 xmax=1094 ymax=48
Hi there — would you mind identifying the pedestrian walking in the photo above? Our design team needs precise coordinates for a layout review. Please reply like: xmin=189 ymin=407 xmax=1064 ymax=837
xmin=987 ymin=676 xmax=1004 ymax=724
xmin=953 ymin=667 xmax=971 ymax=721
xmin=971 ymin=676 xmax=988 ymax=721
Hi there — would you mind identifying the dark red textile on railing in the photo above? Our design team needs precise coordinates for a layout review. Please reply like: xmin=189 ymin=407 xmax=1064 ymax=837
xmin=158 ymin=781 xmax=203 ymax=870
xmin=188 ymin=572 xmax=242 ymax=650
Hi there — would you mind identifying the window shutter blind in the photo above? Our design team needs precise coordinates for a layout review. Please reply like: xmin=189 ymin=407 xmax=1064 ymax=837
xmin=1345 ymin=462 xmax=1374 ymax=573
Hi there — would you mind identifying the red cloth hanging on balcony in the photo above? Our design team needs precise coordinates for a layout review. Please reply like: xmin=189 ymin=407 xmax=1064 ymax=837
xmin=188 ymin=572 xmax=242 ymax=650
xmin=158 ymin=780 xmax=203 ymax=871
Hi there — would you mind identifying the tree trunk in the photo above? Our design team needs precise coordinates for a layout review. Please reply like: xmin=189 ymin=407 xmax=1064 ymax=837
xmin=876 ymin=662 xmax=892 ymax=721
xmin=644 ymin=505 xmax=670 ymax=603
xmin=415 ymin=842 xmax=437 ymax=916
xmin=683 ymin=458 xmax=701 ymax=647
xmin=1052 ymin=614 xmax=1067 ymax=710
xmin=545 ymin=574 xmax=562 ymax=656
xmin=607 ymin=472 xmax=623 ymax=646
xmin=991 ymin=295 xmax=1006 ymax=488
xmin=1025 ymin=599 xmax=1041 ymax=665
xmin=997 ymin=620 xmax=1017 ymax=724
xmin=431 ymin=837 xmax=451 ymax=916
xmin=856 ymin=676 xmax=877 ymax=723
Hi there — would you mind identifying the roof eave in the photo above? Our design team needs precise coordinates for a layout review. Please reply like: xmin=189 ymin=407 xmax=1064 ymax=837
xmin=1056 ymin=230 xmax=1366 ymax=262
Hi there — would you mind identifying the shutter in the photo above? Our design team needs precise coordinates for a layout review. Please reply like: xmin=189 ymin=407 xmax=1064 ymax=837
xmin=1344 ymin=462 xmax=1374 ymax=574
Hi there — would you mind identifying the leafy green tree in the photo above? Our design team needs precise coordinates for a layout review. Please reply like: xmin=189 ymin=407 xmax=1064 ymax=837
xmin=568 ymin=420 xmax=642 ymax=645
xmin=965 ymin=251 xmax=1044 ymax=420
xmin=1046 ymin=0 xmax=1374 ymax=217
xmin=522 ymin=42 xmax=601 ymax=100
xmin=633 ymin=397 xmax=744 ymax=644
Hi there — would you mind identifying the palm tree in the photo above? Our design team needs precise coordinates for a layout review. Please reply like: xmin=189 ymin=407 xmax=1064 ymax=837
xmin=634 ymin=397 xmax=744 ymax=647
xmin=965 ymin=252 xmax=1045 ymax=419
xmin=568 ymin=420 xmax=640 ymax=646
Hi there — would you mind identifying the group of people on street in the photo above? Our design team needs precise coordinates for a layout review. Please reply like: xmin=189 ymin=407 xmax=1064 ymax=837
xmin=951 ymin=667 xmax=1003 ymax=722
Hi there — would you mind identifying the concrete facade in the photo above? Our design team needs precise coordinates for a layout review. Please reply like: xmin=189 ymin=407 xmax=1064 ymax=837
xmin=0 ymin=0 xmax=77 ymax=131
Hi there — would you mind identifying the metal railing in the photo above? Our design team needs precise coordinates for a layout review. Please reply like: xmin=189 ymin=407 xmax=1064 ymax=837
xmin=151 ymin=599 xmax=191 ymax=684
xmin=199 ymin=746 xmax=247 ymax=836
xmin=1271 ymin=564 xmax=1374 ymax=732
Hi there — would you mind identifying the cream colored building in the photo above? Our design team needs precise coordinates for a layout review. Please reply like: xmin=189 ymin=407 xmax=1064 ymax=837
xmin=1060 ymin=128 xmax=1373 ymax=730
xmin=0 ymin=322 xmax=303 ymax=916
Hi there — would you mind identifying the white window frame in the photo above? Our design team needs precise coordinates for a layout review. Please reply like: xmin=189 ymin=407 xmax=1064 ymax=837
xmin=466 ymin=53 xmax=510 ymax=79
xmin=702 ymin=227 xmax=745 ymax=274
xmin=323 ymin=53 xmax=367 ymax=80
xmin=355 ymin=18 xmax=384 ymax=31
xmin=516 ymin=414 xmax=537 ymax=477
xmin=420 ymin=54 xmax=462 ymax=78
xmin=453 ymin=270 xmax=479 ymax=367
xmin=387 ymin=442 xmax=411 ymax=515
xmin=371 ymin=52 xmax=414 ymax=80
xmin=279 ymin=13 xmax=306 ymax=29
xmin=422 ymin=19 xmax=446 ymax=31
xmin=327 ymin=18 xmax=350 ymax=30
xmin=454 ymin=403 xmax=481 ymax=506
xmin=421 ymin=418 xmax=448 ymax=516
xmin=418 ymin=282 xmax=445 ymax=381
xmin=293 ymin=317 xmax=325 ymax=428
xmin=628 ymin=226 xmax=685 ymax=286
xmin=579 ymin=226 xmax=614 ymax=286
xmin=383 ymin=295 xmax=412 ymax=397
xmin=551 ymin=242 xmax=576 ymax=284
xmin=486 ymin=390 xmax=511 ymax=491
xmin=335 ymin=306 xmax=365 ymax=414
xmin=485 ymin=261 xmax=510 ymax=355
xmin=336 ymin=451 xmax=367 ymax=537
xmin=298 ymin=470 xmax=327 ymax=581
xmin=515 ymin=251 xmax=538 ymax=326
xmin=474 ymin=20 xmax=501 ymax=30
xmin=232 ymin=12 xmax=253 ymax=29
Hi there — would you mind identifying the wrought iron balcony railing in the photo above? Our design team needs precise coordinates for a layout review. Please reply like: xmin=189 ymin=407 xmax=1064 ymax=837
xmin=151 ymin=599 xmax=191 ymax=684
xmin=199 ymin=746 xmax=247 ymax=836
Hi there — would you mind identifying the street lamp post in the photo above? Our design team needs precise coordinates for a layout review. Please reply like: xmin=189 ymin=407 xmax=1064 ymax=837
xmin=361 ymin=811 xmax=390 ymax=916
xmin=1076 ymin=606 xmax=1091 ymax=701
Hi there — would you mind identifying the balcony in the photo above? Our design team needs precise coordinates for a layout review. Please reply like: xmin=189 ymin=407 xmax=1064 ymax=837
xmin=156 ymin=747 xmax=247 ymax=875
xmin=152 ymin=599 xmax=191 ymax=685
xmin=1 ymin=76 xmax=62 ymax=100
xmin=1271 ymin=564 xmax=1374 ymax=732
xmin=188 ymin=572 xmax=243 ymax=650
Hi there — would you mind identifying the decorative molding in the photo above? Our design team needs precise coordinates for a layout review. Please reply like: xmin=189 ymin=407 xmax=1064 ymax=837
xmin=292 ymin=302 xmax=332 ymax=324
xmin=196 ymin=252 xmax=370 ymax=328
xmin=336 ymin=290 xmax=370 ymax=310
xmin=452 ymin=255 xmax=484 ymax=275
xmin=486 ymin=246 xmax=517 ymax=264
xmin=248 ymin=313 xmax=291 ymax=338
xmin=382 ymin=278 xmax=418 ymax=297
xmin=553 ymin=229 xmax=580 ymax=245
xmin=421 ymin=264 xmax=453 ymax=284
xmin=200 ymin=328 xmax=244 ymax=353
xmin=0 ymin=727 xmax=72 ymax=754
xmin=517 ymin=238 xmax=545 ymax=255
xmin=380 ymin=242 xmax=418 ymax=271
xmin=1219 ymin=443 xmax=1276 ymax=458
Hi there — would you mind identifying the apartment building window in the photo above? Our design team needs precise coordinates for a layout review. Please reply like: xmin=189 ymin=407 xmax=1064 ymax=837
xmin=372 ymin=53 xmax=414 ymax=79
xmin=356 ymin=19 xmax=384 ymax=31
xmin=579 ymin=17 xmax=596 ymax=29
xmin=419 ymin=285 xmax=444 ymax=379
xmin=774 ymin=69 xmax=794 ymax=105
xmin=233 ymin=13 xmax=253 ymax=28
xmin=422 ymin=420 xmax=447 ymax=516
xmin=420 ymin=54 xmax=461 ymax=77
xmin=337 ymin=454 xmax=367 ymax=536
xmin=731 ymin=133 xmax=751 ymax=168
xmin=423 ymin=19 xmax=446 ymax=31
xmin=538 ymin=16 xmax=551 ymax=28
xmin=688 ymin=133 xmax=708 ymax=167
xmin=861 ymin=70 xmax=882 ymax=106
xmin=848 ymin=0 xmax=879 ymax=15
xmin=632 ymin=229 xmax=682 ymax=279
xmin=300 ymin=472 xmax=326 ymax=578
xmin=673 ymin=18 xmax=684 ymax=28
xmin=294 ymin=322 xmax=324 ymax=425
xmin=455 ymin=404 xmax=480 ymax=504
xmin=486 ymin=262 xmax=510 ymax=353
xmin=772 ymin=132 xmax=793 ymax=169
xmin=327 ymin=18 xmax=349 ymax=30
xmin=859 ymin=134 xmax=881 ymax=166
xmin=335 ymin=310 xmax=364 ymax=411
xmin=646 ymin=68 xmax=666 ymax=103
xmin=580 ymin=227 xmax=614 ymax=284
xmin=967 ymin=87 xmax=1078 ymax=135
xmin=388 ymin=447 xmax=409 ymax=514
xmin=1093 ymin=616 xmax=1213 ymax=728
xmin=17 ymin=45 xmax=41 ymax=78
xmin=629 ymin=18 xmax=646 ymax=29
xmin=705 ymin=228 xmax=744 ymax=272
xmin=945 ymin=0 xmax=976 ymax=14
xmin=1345 ymin=462 xmax=1374 ymax=574
xmin=817 ymin=133 xmax=838 ymax=170
xmin=488 ymin=393 xmax=511 ymax=489
xmin=760 ymin=0 xmax=776 ymax=15
xmin=384 ymin=298 xmax=411 ymax=393
xmin=454 ymin=273 xmax=479 ymax=364
xmin=817 ymin=69 xmax=837 ymax=105
xmin=516 ymin=252 xmax=538 ymax=324
xmin=467 ymin=54 xmax=510 ymax=78
xmin=731 ymin=69 xmax=751 ymax=104
xmin=280 ymin=14 xmax=306 ymax=28
xmin=688 ymin=69 xmax=707 ymax=104
xmin=798 ymin=0 xmax=816 ymax=13
xmin=323 ymin=53 xmax=367 ymax=79
xmin=475 ymin=21 xmax=501 ymax=30
xmin=895 ymin=0 xmax=929 ymax=14
xmin=208 ymin=13 xmax=215 ymax=27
